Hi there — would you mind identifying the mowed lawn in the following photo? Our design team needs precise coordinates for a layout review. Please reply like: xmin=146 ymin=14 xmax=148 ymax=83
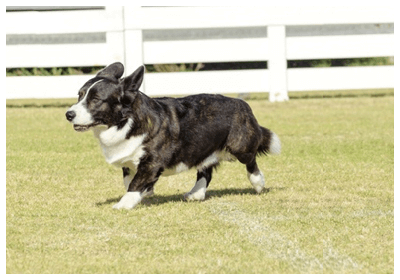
xmin=6 ymin=96 xmax=393 ymax=273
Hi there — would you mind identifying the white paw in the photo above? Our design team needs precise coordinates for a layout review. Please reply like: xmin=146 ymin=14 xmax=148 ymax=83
xmin=184 ymin=191 xmax=206 ymax=201
xmin=184 ymin=177 xmax=207 ymax=201
xmin=113 ymin=192 xmax=142 ymax=210
xmin=248 ymin=171 xmax=265 ymax=193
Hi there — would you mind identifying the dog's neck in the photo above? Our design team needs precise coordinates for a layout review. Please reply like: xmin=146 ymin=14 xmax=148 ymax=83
xmin=123 ymin=92 xmax=164 ymax=139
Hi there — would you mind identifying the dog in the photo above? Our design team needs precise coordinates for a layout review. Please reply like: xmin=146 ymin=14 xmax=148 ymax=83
xmin=66 ymin=62 xmax=281 ymax=209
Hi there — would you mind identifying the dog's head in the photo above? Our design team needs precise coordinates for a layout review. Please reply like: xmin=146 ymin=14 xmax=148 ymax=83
xmin=66 ymin=63 xmax=144 ymax=132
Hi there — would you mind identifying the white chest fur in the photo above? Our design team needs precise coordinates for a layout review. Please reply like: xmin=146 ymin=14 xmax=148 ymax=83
xmin=92 ymin=119 xmax=146 ymax=170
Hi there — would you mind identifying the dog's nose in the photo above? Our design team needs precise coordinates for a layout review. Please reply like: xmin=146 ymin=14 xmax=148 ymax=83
xmin=65 ymin=111 xmax=76 ymax=121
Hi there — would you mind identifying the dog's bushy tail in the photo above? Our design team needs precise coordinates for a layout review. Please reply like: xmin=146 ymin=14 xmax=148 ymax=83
xmin=257 ymin=126 xmax=281 ymax=156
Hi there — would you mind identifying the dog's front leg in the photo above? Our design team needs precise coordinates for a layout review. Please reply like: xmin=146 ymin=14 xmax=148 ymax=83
xmin=122 ymin=167 xmax=134 ymax=192
xmin=113 ymin=165 xmax=159 ymax=210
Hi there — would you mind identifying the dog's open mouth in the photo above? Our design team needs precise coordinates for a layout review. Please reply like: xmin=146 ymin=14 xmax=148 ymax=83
xmin=73 ymin=124 xmax=94 ymax=132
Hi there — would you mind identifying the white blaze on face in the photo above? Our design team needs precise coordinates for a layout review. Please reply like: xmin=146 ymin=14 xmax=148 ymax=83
xmin=67 ymin=79 xmax=103 ymax=125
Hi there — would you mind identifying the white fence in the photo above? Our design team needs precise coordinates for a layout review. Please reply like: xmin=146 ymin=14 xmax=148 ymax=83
xmin=6 ymin=6 xmax=394 ymax=101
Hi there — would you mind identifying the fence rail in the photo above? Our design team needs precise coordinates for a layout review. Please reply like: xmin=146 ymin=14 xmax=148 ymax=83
xmin=6 ymin=6 xmax=394 ymax=101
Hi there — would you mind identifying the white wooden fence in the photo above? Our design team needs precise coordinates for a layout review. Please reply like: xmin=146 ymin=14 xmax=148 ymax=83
xmin=6 ymin=6 xmax=394 ymax=101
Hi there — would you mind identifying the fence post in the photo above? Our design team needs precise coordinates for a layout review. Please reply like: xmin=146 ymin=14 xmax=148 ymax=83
xmin=105 ymin=7 xmax=125 ymax=65
xmin=123 ymin=7 xmax=145 ymax=92
xmin=267 ymin=25 xmax=289 ymax=102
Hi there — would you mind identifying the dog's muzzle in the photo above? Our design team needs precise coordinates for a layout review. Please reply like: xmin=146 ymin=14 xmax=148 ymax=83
xmin=66 ymin=110 xmax=92 ymax=131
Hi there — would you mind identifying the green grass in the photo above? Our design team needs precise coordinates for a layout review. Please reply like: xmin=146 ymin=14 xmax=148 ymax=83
xmin=4 ymin=88 xmax=394 ymax=108
xmin=6 ymin=96 xmax=393 ymax=273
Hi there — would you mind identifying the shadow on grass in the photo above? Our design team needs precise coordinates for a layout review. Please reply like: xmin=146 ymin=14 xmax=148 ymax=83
xmin=95 ymin=186 xmax=285 ymax=208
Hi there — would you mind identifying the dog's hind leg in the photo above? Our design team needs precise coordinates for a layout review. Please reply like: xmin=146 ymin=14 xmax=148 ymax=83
xmin=184 ymin=167 xmax=213 ymax=201
xmin=246 ymin=159 xmax=265 ymax=194
xmin=235 ymin=153 xmax=265 ymax=194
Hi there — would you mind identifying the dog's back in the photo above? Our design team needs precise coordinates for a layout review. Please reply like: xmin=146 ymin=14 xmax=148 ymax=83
xmin=152 ymin=94 xmax=278 ymax=168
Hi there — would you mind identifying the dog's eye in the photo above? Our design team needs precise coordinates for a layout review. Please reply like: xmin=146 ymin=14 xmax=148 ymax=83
xmin=91 ymin=96 xmax=102 ymax=103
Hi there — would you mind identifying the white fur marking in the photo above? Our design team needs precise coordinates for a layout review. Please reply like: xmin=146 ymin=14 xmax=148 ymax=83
xmin=67 ymin=79 xmax=103 ymax=125
xmin=162 ymin=162 xmax=189 ymax=177
xmin=269 ymin=133 xmax=281 ymax=155
xmin=113 ymin=192 xmax=142 ymax=210
xmin=175 ymin=162 xmax=189 ymax=173
xmin=247 ymin=171 xmax=265 ymax=193
xmin=163 ymin=151 xmax=236 ymax=176
xmin=184 ymin=177 xmax=207 ymax=201
xmin=92 ymin=119 xmax=147 ymax=169
xmin=197 ymin=153 xmax=219 ymax=170
xmin=94 ymin=118 xmax=133 ymax=147
xmin=197 ymin=151 xmax=236 ymax=171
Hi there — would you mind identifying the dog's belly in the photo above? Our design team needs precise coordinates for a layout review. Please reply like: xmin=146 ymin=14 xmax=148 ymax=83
xmin=162 ymin=162 xmax=190 ymax=176
xmin=162 ymin=150 xmax=236 ymax=177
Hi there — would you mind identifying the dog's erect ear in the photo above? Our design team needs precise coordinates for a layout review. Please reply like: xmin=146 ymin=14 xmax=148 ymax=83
xmin=118 ymin=66 xmax=145 ymax=111
xmin=123 ymin=65 xmax=145 ymax=92
xmin=97 ymin=62 xmax=124 ymax=80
